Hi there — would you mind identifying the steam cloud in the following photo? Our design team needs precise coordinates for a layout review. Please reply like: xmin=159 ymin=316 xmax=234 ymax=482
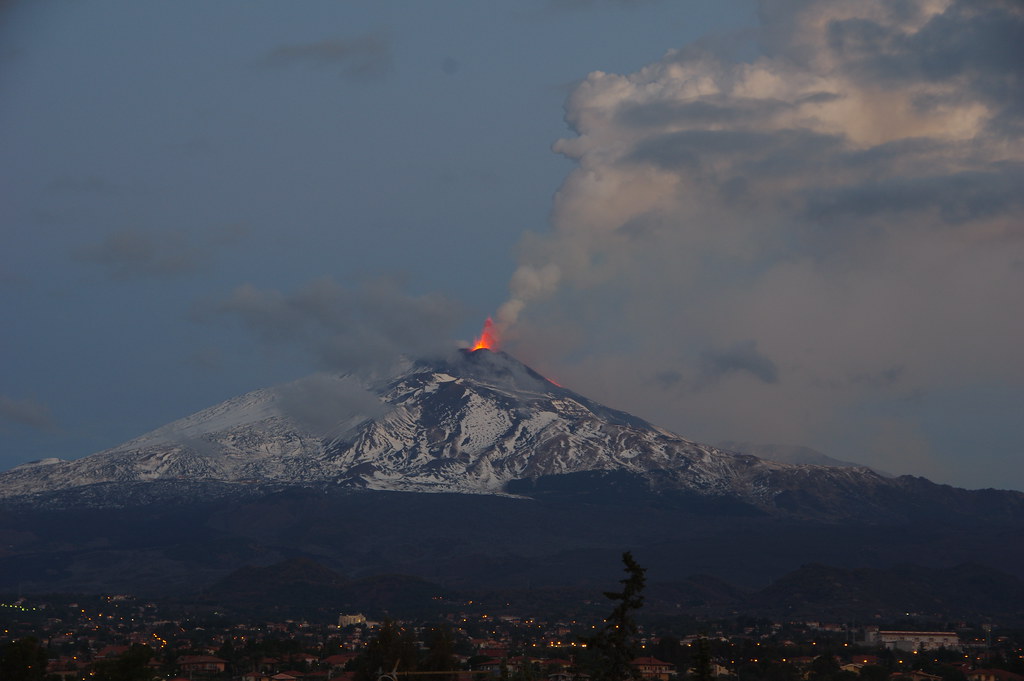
xmin=74 ymin=228 xmax=204 ymax=279
xmin=275 ymin=374 xmax=386 ymax=440
xmin=499 ymin=0 xmax=1024 ymax=485
xmin=73 ymin=225 xmax=245 ymax=280
xmin=0 ymin=395 xmax=55 ymax=431
xmin=204 ymin=276 xmax=464 ymax=375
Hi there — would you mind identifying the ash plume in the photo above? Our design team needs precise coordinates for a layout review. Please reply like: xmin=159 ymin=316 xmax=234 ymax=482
xmin=495 ymin=0 xmax=1024 ymax=487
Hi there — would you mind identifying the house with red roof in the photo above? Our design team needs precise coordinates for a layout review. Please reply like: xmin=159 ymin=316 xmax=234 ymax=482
xmin=272 ymin=671 xmax=306 ymax=681
xmin=631 ymin=656 xmax=675 ymax=680
xmin=177 ymin=655 xmax=228 ymax=674
xmin=323 ymin=652 xmax=358 ymax=669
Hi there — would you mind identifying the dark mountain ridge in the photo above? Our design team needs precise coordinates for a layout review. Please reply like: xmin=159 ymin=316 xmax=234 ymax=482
xmin=180 ymin=555 xmax=1024 ymax=625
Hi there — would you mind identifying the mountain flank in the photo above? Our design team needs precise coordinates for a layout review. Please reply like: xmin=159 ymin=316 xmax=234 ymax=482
xmin=2 ymin=348 xmax=1023 ymax=597
xmin=190 ymin=556 xmax=1024 ymax=624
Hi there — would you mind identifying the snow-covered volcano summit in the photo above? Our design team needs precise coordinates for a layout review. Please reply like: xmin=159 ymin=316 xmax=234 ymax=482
xmin=0 ymin=348 xmax=904 ymax=510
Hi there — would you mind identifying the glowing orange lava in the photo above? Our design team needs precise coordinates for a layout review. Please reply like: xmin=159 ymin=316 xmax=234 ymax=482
xmin=471 ymin=317 xmax=499 ymax=351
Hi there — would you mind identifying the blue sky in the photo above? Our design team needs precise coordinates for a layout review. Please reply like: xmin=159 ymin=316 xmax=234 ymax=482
xmin=3 ymin=0 xmax=1023 ymax=491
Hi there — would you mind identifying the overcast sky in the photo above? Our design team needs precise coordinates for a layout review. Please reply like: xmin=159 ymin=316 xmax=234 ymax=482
xmin=2 ymin=0 xmax=1022 ymax=491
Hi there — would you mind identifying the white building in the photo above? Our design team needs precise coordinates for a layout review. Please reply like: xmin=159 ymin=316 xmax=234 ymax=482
xmin=867 ymin=631 xmax=960 ymax=651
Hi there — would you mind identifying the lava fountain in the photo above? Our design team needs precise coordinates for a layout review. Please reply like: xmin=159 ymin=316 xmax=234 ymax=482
xmin=471 ymin=317 xmax=499 ymax=351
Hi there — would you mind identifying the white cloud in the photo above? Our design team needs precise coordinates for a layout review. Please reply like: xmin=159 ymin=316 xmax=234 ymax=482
xmin=499 ymin=0 xmax=1024 ymax=487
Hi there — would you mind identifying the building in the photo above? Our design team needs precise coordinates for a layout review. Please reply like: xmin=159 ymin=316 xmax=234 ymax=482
xmin=338 ymin=614 xmax=367 ymax=627
xmin=867 ymin=631 xmax=960 ymax=651
xmin=631 ymin=657 xmax=675 ymax=681
xmin=177 ymin=655 xmax=228 ymax=674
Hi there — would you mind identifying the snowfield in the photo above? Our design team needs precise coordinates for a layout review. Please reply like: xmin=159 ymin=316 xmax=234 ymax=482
xmin=0 ymin=348 xmax=887 ymax=511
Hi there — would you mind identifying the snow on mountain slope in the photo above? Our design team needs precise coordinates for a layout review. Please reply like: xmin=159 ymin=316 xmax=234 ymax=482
xmin=0 ymin=373 xmax=375 ymax=498
xmin=0 ymin=348 xmax=889 ymax=509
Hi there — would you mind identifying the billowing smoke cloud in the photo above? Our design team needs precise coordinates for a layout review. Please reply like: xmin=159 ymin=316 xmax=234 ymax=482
xmin=0 ymin=395 xmax=55 ymax=431
xmin=74 ymin=228 xmax=201 ymax=278
xmin=204 ymin=276 xmax=464 ymax=375
xmin=72 ymin=226 xmax=246 ymax=279
xmin=275 ymin=373 xmax=386 ymax=440
xmin=500 ymin=0 xmax=1024 ymax=486
xmin=700 ymin=341 xmax=779 ymax=386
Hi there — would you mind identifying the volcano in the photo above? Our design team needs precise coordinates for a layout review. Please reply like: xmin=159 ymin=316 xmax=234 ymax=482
xmin=2 ymin=348 xmax=1024 ymax=595
xmin=0 ymin=349 xmax=927 ymax=512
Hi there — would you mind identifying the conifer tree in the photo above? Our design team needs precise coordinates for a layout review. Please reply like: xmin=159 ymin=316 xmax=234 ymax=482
xmin=420 ymin=624 xmax=458 ymax=681
xmin=353 ymin=620 xmax=418 ymax=681
xmin=581 ymin=551 xmax=647 ymax=681
xmin=691 ymin=636 xmax=713 ymax=681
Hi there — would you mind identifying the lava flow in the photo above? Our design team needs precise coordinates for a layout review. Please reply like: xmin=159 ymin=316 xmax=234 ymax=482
xmin=471 ymin=317 xmax=500 ymax=351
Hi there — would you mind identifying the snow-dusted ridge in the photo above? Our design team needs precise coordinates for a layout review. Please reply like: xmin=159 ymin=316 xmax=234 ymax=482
xmin=0 ymin=348 xmax=893 ymax=512
xmin=9 ymin=457 xmax=66 ymax=471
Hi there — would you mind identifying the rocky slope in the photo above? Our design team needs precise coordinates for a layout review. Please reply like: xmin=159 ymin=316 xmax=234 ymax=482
xmin=0 ymin=349 xmax=899 ymax=516
xmin=4 ymin=348 xmax=1024 ymax=597
xmin=3 ymin=348 xmax=1023 ymax=526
